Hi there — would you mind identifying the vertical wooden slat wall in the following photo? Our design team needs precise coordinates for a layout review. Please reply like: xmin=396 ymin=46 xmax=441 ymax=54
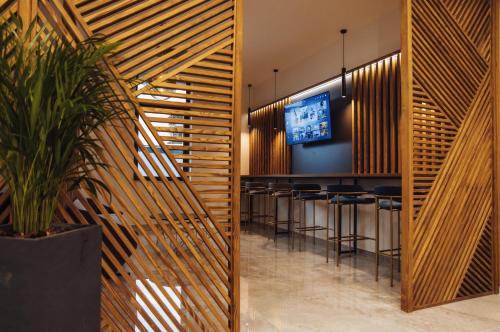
xmin=2 ymin=0 xmax=242 ymax=330
xmin=249 ymin=99 xmax=291 ymax=175
xmin=352 ymin=54 xmax=401 ymax=176
xmin=401 ymin=0 xmax=499 ymax=311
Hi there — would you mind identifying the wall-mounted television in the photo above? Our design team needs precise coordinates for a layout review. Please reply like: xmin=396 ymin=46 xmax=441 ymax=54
xmin=284 ymin=92 xmax=332 ymax=145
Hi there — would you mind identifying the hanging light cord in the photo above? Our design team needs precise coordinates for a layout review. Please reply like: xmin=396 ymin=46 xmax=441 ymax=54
xmin=274 ymin=70 xmax=277 ymax=101
xmin=248 ymin=84 xmax=251 ymax=108
xmin=342 ymin=33 xmax=345 ymax=68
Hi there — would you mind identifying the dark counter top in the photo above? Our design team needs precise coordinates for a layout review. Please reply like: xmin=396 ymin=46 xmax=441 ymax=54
xmin=241 ymin=173 xmax=401 ymax=179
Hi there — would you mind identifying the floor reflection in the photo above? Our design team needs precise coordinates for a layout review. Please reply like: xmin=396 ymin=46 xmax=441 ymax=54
xmin=240 ymin=228 xmax=500 ymax=332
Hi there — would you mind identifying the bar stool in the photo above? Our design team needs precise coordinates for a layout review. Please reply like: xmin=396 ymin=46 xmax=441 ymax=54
xmin=374 ymin=186 xmax=402 ymax=287
xmin=291 ymin=184 xmax=327 ymax=250
xmin=325 ymin=184 xmax=375 ymax=266
xmin=245 ymin=182 xmax=268 ymax=231
xmin=265 ymin=183 xmax=293 ymax=244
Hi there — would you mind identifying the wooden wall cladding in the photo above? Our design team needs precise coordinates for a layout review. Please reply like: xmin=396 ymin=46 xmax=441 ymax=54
xmin=249 ymin=99 xmax=291 ymax=175
xmin=2 ymin=0 xmax=242 ymax=330
xmin=401 ymin=0 xmax=498 ymax=311
xmin=352 ymin=54 xmax=401 ymax=176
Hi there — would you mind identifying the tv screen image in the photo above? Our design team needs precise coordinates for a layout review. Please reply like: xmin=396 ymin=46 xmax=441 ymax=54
xmin=284 ymin=92 xmax=332 ymax=145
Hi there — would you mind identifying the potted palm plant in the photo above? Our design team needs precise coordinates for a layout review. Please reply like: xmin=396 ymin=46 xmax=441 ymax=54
xmin=0 ymin=19 xmax=127 ymax=332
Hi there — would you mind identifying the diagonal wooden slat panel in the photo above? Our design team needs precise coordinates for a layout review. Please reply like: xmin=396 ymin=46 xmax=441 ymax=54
xmin=402 ymin=0 xmax=497 ymax=312
xmin=412 ymin=76 xmax=493 ymax=307
xmin=442 ymin=0 xmax=492 ymax=62
xmin=6 ymin=0 xmax=242 ymax=330
xmin=457 ymin=219 xmax=494 ymax=298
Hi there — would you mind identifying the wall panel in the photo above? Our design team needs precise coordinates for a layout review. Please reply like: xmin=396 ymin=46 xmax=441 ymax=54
xmin=402 ymin=0 xmax=498 ymax=311
xmin=352 ymin=54 xmax=401 ymax=176
xmin=249 ymin=99 xmax=291 ymax=175
xmin=1 ymin=1 xmax=242 ymax=330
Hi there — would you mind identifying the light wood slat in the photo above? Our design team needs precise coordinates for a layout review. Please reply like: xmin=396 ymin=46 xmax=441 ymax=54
xmin=144 ymin=107 xmax=232 ymax=119
xmin=147 ymin=116 xmax=231 ymax=128
xmin=140 ymin=98 xmax=232 ymax=112
xmin=173 ymin=73 xmax=233 ymax=87
xmin=157 ymin=126 xmax=231 ymax=136
xmin=155 ymin=81 xmax=233 ymax=96
xmin=402 ymin=0 xmax=497 ymax=312
xmin=143 ymin=89 xmax=232 ymax=103
xmin=86 ymin=0 xmax=169 ymax=29
xmin=78 ymin=0 xmax=120 ymax=14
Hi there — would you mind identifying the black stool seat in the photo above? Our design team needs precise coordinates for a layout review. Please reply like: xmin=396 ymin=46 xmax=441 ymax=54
xmin=273 ymin=191 xmax=293 ymax=197
xmin=330 ymin=196 xmax=374 ymax=204
xmin=300 ymin=193 xmax=327 ymax=200
xmin=292 ymin=184 xmax=324 ymax=200
xmin=379 ymin=200 xmax=402 ymax=210
xmin=248 ymin=189 xmax=267 ymax=195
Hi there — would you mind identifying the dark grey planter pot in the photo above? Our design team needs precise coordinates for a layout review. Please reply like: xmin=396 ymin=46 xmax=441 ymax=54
xmin=0 ymin=224 xmax=102 ymax=332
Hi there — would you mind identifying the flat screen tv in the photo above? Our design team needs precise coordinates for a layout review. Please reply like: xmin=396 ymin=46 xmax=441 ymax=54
xmin=284 ymin=92 xmax=332 ymax=145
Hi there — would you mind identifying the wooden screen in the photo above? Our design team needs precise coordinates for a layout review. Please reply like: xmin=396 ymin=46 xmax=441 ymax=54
xmin=1 ymin=0 xmax=242 ymax=330
xmin=401 ymin=0 xmax=499 ymax=311
xmin=249 ymin=99 xmax=291 ymax=175
xmin=352 ymin=54 xmax=401 ymax=176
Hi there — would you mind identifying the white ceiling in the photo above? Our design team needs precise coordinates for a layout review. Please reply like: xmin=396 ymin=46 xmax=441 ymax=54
xmin=243 ymin=0 xmax=400 ymax=87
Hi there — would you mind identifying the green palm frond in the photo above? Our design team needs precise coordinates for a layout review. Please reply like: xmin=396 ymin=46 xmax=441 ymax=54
xmin=0 ymin=17 xmax=130 ymax=236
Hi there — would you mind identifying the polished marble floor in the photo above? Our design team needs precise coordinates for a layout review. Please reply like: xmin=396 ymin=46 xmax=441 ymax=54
xmin=240 ymin=229 xmax=500 ymax=332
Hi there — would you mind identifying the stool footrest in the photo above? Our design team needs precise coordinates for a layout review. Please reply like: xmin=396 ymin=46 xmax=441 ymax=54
xmin=327 ymin=235 xmax=374 ymax=242
xmin=379 ymin=248 xmax=401 ymax=257
xmin=295 ymin=225 xmax=327 ymax=231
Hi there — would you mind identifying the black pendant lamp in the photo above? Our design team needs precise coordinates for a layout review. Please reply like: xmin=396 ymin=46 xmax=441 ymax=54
xmin=341 ymin=29 xmax=348 ymax=98
xmin=273 ymin=69 xmax=278 ymax=130
xmin=247 ymin=84 xmax=252 ymax=128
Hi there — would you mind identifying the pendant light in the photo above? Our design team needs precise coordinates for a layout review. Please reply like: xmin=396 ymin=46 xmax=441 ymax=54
xmin=247 ymin=84 xmax=252 ymax=128
xmin=273 ymin=69 xmax=278 ymax=130
xmin=340 ymin=29 xmax=348 ymax=98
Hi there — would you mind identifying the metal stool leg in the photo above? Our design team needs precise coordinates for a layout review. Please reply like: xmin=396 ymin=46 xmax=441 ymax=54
xmin=300 ymin=200 xmax=305 ymax=251
xmin=326 ymin=202 xmax=330 ymax=263
xmin=247 ymin=193 xmax=252 ymax=232
xmin=313 ymin=200 xmax=316 ymax=246
xmin=292 ymin=198 xmax=296 ymax=250
xmin=348 ymin=204 xmax=352 ymax=254
xmin=336 ymin=202 xmax=341 ymax=267
xmin=375 ymin=198 xmax=380 ymax=282
xmin=274 ymin=195 xmax=279 ymax=245
xmin=398 ymin=211 xmax=401 ymax=273
xmin=287 ymin=195 xmax=292 ymax=246
xmin=390 ymin=202 xmax=394 ymax=287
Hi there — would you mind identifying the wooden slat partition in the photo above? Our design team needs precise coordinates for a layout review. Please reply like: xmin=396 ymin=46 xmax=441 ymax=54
xmin=352 ymin=54 xmax=401 ymax=176
xmin=4 ymin=1 xmax=242 ymax=330
xmin=401 ymin=0 xmax=499 ymax=311
xmin=249 ymin=99 xmax=291 ymax=175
